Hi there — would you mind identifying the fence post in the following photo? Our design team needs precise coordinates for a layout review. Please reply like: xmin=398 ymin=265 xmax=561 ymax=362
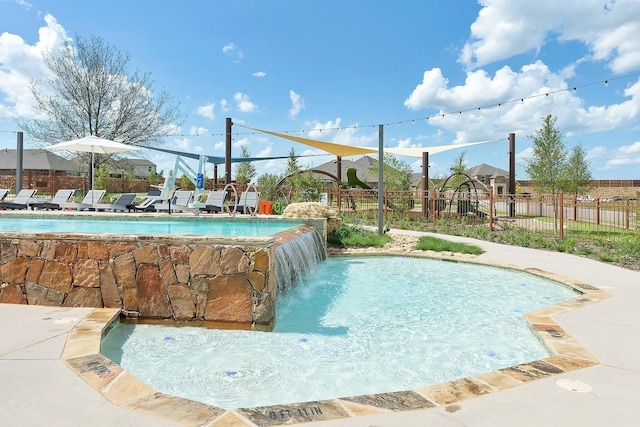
xmin=625 ymin=200 xmax=630 ymax=230
xmin=596 ymin=198 xmax=601 ymax=225
xmin=431 ymin=188 xmax=437 ymax=221
xmin=559 ymin=192 xmax=564 ymax=239
xmin=489 ymin=189 xmax=493 ymax=231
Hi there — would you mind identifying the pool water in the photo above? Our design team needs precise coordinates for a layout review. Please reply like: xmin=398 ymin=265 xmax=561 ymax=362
xmin=101 ymin=256 xmax=578 ymax=409
xmin=0 ymin=215 xmax=302 ymax=236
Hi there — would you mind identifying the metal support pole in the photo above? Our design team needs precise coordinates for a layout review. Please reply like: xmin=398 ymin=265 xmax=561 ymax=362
xmin=422 ymin=151 xmax=429 ymax=219
xmin=378 ymin=124 xmax=384 ymax=235
xmin=508 ymin=133 xmax=516 ymax=217
xmin=16 ymin=132 xmax=24 ymax=193
xmin=336 ymin=155 xmax=342 ymax=210
xmin=225 ymin=118 xmax=232 ymax=185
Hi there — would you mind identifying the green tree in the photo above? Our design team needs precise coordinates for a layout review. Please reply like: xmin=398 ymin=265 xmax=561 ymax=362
xmin=180 ymin=174 xmax=194 ymax=190
xmin=284 ymin=147 xmax=300 ymax=176
xmin=290 ymin=170 xmax=324 ymax=202
xmin=95 ymin=168 xmax=111 ymax=191
xmin=256 ymin=172 xmax=283 ymax=202
xmin=526 ymin=115 xmax=567 ymax=195
xmin=372 ymin=153 xmax=413 ymax=191
xmin=235 ymin=145 xmax=257 ymax=186
xmin=18 ymin=34 xmax=182 ymax=190
xmin=525 ymin=114 xmax=567 ymax=230
xmin=448 ymin=150 xmax=468 ymax=189
xmin=563 ymin=143 xmax=593 ymax=197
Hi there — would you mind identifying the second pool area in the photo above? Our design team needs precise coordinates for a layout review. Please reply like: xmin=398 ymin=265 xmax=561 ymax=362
xmin=0 ymin=214 xmax=303 ymax=236
xmin=101 ymin=256 xmax=579 ymax=409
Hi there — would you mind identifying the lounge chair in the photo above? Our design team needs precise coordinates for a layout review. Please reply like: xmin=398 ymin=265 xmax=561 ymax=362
xmin=132 ymin=195 xmax=159 ymax=212
xmin=0 ymin=189 xmax=9 ymax=202
xmin=91 ymin=193 xmax=138 ymax=212
xmin=29 ymin=189 xmax=76 ymax=210
xmin=235 ymin=191 xmax=260 ymax=215
xmin=60 ymin=190 xmax=106 ymax=211
xmin=0 ymin=189 xmax=37 ymax=210
xmin=202 ymin=190 xmax=227 ymax=213
xmin=154 ymin=190 xmax=194 ymax=213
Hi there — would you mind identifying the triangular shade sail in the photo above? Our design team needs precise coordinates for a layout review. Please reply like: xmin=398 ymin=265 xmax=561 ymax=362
xmin=384 ymin=139 xmax=505 ymax=158
xmin=247 ymin=127 xmax=378 ymax=157
xmin=246 ymin=126 xmax=505 ymax=158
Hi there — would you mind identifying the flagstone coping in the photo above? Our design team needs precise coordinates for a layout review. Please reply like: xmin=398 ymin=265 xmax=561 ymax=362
xmin=60 ymin=254 xmax=608 ymax=426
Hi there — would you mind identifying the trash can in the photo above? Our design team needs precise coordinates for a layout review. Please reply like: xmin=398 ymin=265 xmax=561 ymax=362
xmin=258 ymin=200 xmax=273 ymax=214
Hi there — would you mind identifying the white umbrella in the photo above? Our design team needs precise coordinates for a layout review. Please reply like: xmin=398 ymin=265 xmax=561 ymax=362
xmin=48 ymin=136 xmax=140 ymax=202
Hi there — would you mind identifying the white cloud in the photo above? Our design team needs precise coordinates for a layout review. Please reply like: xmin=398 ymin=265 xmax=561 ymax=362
xmin=256 ymin=144 xmax=272 ymax=157
xmin=460 ymin=0 xmax=640 ymax=73
xmin=604 ymin=141 xmax=640 ymax=169
xmin=253 ymin=71 xmax=266 ymax=78
xmin=397 ymin=137 xmax=422 ymax=149
xmin=288 ymin=90 xmax=304 ymax=119
xmin=219 ymin=99 xmax=231 ymax=112
xmin=516 ymin=146 xmax=534 ymax=164
xmin=0 ymin=13 xmax=69 ymax=119
xmin=189 ymin=125 xmax=209 ymax=135
xmin=232 ymin=136 xmax=249 ymax=148
xmin=586 ymin=146 xmax=608 ymax=160
xmin=306 ymin=118 xmax=342 ymax=138
xmin=196 ymin=103 xmax=215 ymax=120
xmin=222 ymin=43 xmax=244 ymax=62
xmin=13 ymin=0 xmax=33 ymax=10
xmin=404 ymin=61 xmax=640 ymax=145
xmin=234 ymin=92 xmax=257 ymax=113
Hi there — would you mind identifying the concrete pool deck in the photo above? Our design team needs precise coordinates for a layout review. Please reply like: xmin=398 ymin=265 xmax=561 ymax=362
xmin=1 ymin=230 xmax=640 ymax=426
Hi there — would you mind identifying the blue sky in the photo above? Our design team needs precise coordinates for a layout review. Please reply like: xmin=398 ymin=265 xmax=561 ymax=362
xmin=1 ymin=0 xmax=640 ymax=181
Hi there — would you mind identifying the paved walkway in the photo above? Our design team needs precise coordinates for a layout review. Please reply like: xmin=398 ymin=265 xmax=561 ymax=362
xmin=1 ymin=231 xmax=639 ymax=426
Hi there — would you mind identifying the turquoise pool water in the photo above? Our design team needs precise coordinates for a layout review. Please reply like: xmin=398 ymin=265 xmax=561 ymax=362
xmin=0 ymin=215 xmax=302 ymax=236
xmin=101 ymin=256 xmax=578 ymax=409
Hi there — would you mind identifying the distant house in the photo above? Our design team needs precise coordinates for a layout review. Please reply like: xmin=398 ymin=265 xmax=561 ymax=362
xmin=0 ymin=148 xmax=156 ymax=193
xmin=464 ymin=163 xmax=512 ymax=195
xmin=0 ymin=148 xmax=79 ymax=175
xmin=311 ymin=155 xmax=378 ymax=188
xmin=108 ymin=158 xmax=157 ymax=180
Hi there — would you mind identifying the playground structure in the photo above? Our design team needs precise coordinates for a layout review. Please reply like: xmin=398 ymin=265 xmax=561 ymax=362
xmin=435 ymin=172 xmax=488 ymax=218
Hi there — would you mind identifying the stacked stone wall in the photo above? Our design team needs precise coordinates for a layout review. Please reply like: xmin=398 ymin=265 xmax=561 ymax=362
xmin=0 ymin=233 xmax=277 ymax=329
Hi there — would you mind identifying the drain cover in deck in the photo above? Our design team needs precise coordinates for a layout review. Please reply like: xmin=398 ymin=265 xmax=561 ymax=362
xmin=556 ymin=378 xmax=592 ymax=393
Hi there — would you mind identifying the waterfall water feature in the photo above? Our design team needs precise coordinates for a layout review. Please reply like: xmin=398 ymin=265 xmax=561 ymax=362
xmin=275 ymin=228 xmax=327 ymax=293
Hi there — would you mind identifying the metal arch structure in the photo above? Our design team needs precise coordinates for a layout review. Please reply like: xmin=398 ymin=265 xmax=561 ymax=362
xmin=437 ymin=172 xmax=488 ymax=218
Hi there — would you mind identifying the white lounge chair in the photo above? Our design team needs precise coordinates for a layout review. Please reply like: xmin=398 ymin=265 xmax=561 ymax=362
xmin=92 ymin=193 xmax=138 ymax=212
xmin=133 ymin=195 xmax=159 ymax=212
xmin=29 ymin=189 xmax=76 ymax=210
xmin=60 ymin=190 xmax=106 ymax=211
xmin=235 ymin=191 xmax=260 ymax=215
xmin=0 ymin=189 xmax=37 ymax=210
xmin=203 ymin=190 xmax=227 ymax=213
xmin=0 ymin=189 xmax=9 ymax=201
xmin=154 ymin=190 xmax=194 ymax=213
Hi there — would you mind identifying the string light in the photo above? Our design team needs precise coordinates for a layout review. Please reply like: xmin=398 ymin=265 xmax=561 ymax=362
xmin=1 ymin=72 xmax=638 ymax=138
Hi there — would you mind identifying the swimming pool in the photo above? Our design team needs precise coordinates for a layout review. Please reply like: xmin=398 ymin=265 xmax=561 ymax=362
xmin=0 ymin=213 xmax=325 ymax=328
xmin=101 ymin=256 xmax=579 ymax=409
xmin=0 ymin=214 xmax=303 ymax=236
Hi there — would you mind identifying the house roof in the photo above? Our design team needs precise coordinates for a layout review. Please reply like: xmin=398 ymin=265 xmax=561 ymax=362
xmin=0 ymin=149 xmax=78 ymax=171
xmin=465 ymin=163 xmax=509 ymax=178
xmin=312 ymin=157 xmax=376 ymax=183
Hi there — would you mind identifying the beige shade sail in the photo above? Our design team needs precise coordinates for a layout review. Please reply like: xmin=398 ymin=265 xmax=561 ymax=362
xmin=246 ymin=127 xmax=378 ymax=157
xmin=246 ymin=126 xmax=505 ymax=158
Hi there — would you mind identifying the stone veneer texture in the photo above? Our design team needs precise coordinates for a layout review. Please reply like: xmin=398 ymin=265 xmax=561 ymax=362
xmin=0 ymin=223 xmax=322 ymax=328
